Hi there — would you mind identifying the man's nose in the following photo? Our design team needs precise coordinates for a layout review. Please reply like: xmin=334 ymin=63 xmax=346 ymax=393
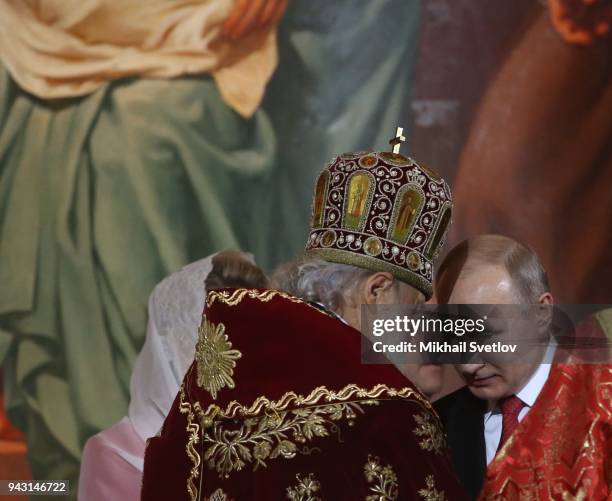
xmin=459 ymin=363 xmax=486 ymax=375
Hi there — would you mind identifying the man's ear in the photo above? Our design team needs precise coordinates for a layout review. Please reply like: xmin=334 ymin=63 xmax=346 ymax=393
xmin=536 ymin=292 xmax=554 ymax=335
xmin=362 ymin=272 xmax=395 ymax=304
xmin=538 ymin=292 xmax=553 ymax=305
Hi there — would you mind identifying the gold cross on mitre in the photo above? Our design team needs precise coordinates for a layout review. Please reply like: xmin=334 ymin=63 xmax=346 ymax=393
xmin=389 ymin=126 xmax=406 ymax=154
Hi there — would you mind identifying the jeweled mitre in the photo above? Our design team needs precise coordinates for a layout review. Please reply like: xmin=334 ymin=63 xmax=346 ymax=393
xmin=305 ymin=151 xmax=452 ymax=299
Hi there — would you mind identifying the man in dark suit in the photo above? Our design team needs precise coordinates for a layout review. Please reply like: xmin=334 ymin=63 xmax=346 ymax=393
xmin=434 ymin=382 xmax=486 ymax=500
xmin=433 ymin=234 xmax=554 ymax=499
xmin=433 ymin=234 xmax=611 ymax=500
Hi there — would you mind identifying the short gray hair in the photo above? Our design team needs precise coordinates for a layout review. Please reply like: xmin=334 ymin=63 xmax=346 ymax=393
xmin=271 ymin=257 xmax=380 ymax=314
xmin=436 ymin=234 xmax=550 ymax=302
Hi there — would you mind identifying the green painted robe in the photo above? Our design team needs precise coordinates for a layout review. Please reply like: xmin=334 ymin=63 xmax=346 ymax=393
xmin=0 ymin=0 xmax=421 ymax=495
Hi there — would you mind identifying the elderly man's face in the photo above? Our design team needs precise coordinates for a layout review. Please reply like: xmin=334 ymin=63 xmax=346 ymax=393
xmin=440 ymin=264 xmax=541 ymax=404
xmin=345 ymin=274 xmax=425 ymax=329
xmin=343 ymin=275 xmax=443 ymax=398
xmin=392 ymin=281 xmax=426 ymax=306
xmin=389 ymin=283 xmax=445 ymax=398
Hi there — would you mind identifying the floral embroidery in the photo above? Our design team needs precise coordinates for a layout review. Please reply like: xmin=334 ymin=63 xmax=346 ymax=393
xmin=286 ymin=473 xmax=322 ymax=501
xmin=206 ymin=488 xmax=230 ymax=501
xmin=418 ymin=475 xmax=445 ymax=501
xmin=413 ymin=412 xmax=445 ymax=454
xmin=203 ymin=401 xmax=376 ymax=478
xmin=195 ymin=317 xmax=241 ymax=399
xmin=364 ymin=455 xmax=399 ymax=500
xmin=179 ymin=376 xmax=435 ymax=501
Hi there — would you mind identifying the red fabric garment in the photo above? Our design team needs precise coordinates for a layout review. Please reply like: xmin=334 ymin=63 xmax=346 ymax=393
xmin=141 ymin=288 xmax=466 ymax=500
xmin=496 ymin=396 xmax=525 ymax=453
xmin=480 ymin=363 xmax=612 ymax=500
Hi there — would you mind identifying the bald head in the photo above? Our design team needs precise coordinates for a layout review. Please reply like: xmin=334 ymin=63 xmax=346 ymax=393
xmin=435 ymin=234 xmax=550 ymax=305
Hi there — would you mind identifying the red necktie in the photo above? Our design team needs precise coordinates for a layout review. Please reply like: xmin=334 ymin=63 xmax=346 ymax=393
xmin=497 ymin=395 xmax=525 ymax=452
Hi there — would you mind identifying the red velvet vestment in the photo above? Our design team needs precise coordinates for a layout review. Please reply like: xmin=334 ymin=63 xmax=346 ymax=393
xmin=141 ymin=288 xmax=466 ymax=500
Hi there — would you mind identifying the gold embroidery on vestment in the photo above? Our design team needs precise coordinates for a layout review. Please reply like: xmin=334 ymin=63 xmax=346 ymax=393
xmin=413 ymin=411 xmax=446 ymax=454
xmin=364 ymin=455 xmax=399 ymax=500
xmin=206 ymin=289 xmax=304 ymax=308
xmin=203 ymin=401 xmax=377 ymax=478
xmin=195 ymin=318 xmax=241 ymax=399
xmin=179 ymin=382 xmax=202 ymax=501
xmin=201 ymin=383 xmax=434 ymax=420
xmin=418 ymin=475 xmax=446 ymax=501
xmin=206 ymin=488 xmax=230 ymax=501
xmin=180 ymin=374 xmax=435 ymax=500
xmin=286 ymin=473 xmax=322 ymax=501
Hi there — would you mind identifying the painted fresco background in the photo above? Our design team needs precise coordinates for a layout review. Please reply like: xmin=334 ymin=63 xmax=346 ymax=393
xmin=0 ymin=0 xmax=609 ymax=497
xmin=411 ymin=0 xmax=611 ymax=304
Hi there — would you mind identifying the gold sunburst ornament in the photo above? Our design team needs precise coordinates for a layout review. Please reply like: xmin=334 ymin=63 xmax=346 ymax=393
xmin=196 ymin=317 xmax=242 ymax=399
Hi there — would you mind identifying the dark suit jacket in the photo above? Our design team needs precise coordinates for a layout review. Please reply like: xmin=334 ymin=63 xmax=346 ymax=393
xmin=434 ymin=387 xmax=487 ymax=500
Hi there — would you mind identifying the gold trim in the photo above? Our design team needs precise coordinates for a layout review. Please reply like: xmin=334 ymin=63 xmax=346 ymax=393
xmin=305 ymin=247 xmax=433 ymax=299
xmin=377 ymin=151 xmax=413 ymax=167
xmin=200 ymin=382 xmax=435 ymax=421
xmin=340 ymin=151 xmax=370 ymax=160
xmin=364 ymin=455 xmax=399 ymax=500
xmin=286 ymin=473 xmax=322 ymax=501
xmin=204 ymin=288 xmax=335 ymax=324
xmin=206 ymin=289 xmax=305 ymax=308
xmin=424 ymin=202 xmax=452 ymax=261
xmin=195 ymin=318 xmax=241 ymax=399
xmin=179 ymin=385 xmax=203 ymax=501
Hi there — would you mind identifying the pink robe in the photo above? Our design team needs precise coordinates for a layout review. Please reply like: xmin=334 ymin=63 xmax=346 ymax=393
xmin=78 ymin=256 xmax=215 ymax=500
xmin=79 ymin=418 xmax=145 ymax=501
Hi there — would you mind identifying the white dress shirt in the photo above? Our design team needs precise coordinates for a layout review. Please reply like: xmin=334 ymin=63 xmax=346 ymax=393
xmin=483 ymin=342 xmax=556 ymax=464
